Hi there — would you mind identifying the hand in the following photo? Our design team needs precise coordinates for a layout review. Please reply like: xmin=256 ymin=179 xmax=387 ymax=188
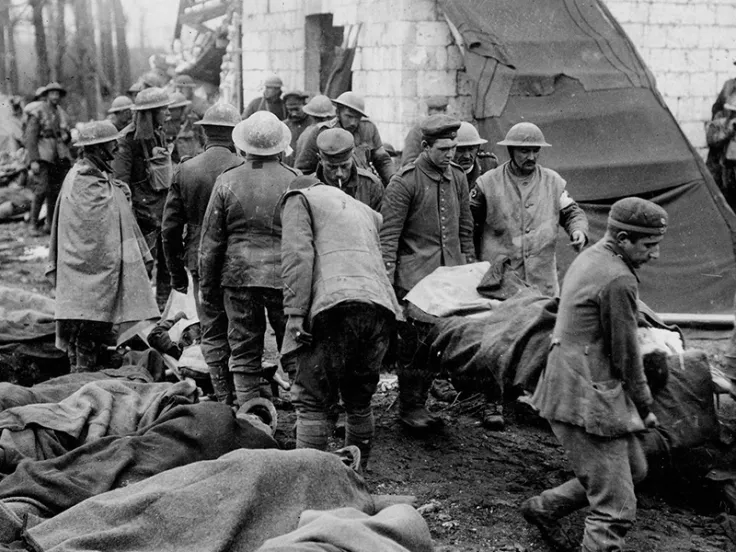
xmin=30 ymin=161 xmax=40 ymax=174
xmin=570 ymin=230 xmax=586 ymax=252
xmin=643 ymin=412 xmax=659 ymax=428
xmin=286 ymin=315 xmax=312 ymax=345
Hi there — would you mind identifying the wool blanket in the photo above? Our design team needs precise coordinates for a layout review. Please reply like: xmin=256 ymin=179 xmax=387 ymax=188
xmin=0 ymin=402 xmax=277 ymax=527
xmin=0 ymin=379 xmax=197 ymax=471
xmin=6 ymin=448 xmax=377 ymax=552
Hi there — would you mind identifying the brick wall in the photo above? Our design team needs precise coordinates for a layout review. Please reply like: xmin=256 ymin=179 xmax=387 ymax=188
xmin=239 ymin=0 xmax=468 ymax=148
xmin=605 ymin=0 xmax=736 ymax=156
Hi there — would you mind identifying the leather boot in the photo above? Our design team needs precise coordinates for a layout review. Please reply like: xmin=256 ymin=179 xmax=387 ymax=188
xmin=233 ymin=373 xmax=271 ymax=408
xmin=520 ymin=497 xmax=575 ymax=552
xmin=208 ymin=362 xmax=234 ymax=405
xmin=482 ymin=401 xmax=505 ymax=431
xmin=398 ymin=370 xmax=441 ymax=430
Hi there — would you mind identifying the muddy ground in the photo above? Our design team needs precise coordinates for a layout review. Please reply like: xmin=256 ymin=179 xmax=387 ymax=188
xmin=1 ymin=218 xmax=735 ymax=552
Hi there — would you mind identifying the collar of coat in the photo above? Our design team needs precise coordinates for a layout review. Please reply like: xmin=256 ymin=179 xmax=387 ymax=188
xmin=602 ymin=236 xmax=640 ymax=282
xmin=415 ymin=152 xmax=454 ymax=181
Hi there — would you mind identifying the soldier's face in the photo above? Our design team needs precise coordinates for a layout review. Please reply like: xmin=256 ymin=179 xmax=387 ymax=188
xmin=46 ymin=91 xmax=61 ymax=106
xmin=117 ymin=110 xmax=132 ymax=126
xmin=337 ymin=108 xmax=361 ymax=133
xmin=154 ymin=107 xmax=169 ymax=127
xmin=510 ymin=147 xmax=540 ymax=175
xmin=285 ymin=101 xmax=305 ymax=120
xmin=264 ymin=86 xmax=281 ymax=100
xmin=618 ymin=234 xmax=664 ymax=268
xmin=320 ymin=157 xmax=353 ymax=187
xmin=454 ymin=145 xmax=479 ymax=171
xmin=424 ymin=138 xmax=457 ymax=170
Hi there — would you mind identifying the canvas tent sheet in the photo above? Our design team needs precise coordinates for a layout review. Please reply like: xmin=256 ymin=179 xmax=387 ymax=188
xmin=441 ymin=0 xmax=736 ymax=314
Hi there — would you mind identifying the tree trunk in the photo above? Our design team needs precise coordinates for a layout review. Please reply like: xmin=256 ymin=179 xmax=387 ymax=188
xmin=51 ymin=0 xmax=67 ymax=83
xmin=30 ymin=0 xmax=51 ymax=84
xmin=98 ymin=0 xmax=114 ymax=96
xmin=7 ymin=16 xmax=18 ymax=94
xmin=111 ymin=0 xmax=131 ymax=93
xmin=73 ymin=0 xmax=96 ymax=117
xmin=0 ymin=0 xmax=8 ymax=95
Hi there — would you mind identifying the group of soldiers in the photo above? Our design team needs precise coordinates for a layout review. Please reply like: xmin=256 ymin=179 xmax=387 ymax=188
xmin=45 ymin=71 xmax=673 ymax=552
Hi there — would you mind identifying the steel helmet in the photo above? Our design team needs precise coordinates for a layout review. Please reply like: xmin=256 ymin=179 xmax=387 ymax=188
xmin=264 ymin=74 xmax=283 ymax=88
xmin=174 ymin=74 xmax=196 ymax=88
xmin=194 ymin=103 xmax=241 ymax=127
xmin=302 ymin=94 xmax=336 ymax=118
xmin=33 ymin=86 xmax=46 ymax=100
xmin=42 ymin=82 xmax=67 ymax=97
xmin=140 ymin=71 xmax=167 ymax=88
xmin=132 ymin=87 xmax=172 ymax=111
xmin=168 ymin=92 xmax=192 ymax=109
xmin=332 ymin=91 xmax=368 ymax=118
xmin=456 ymin=122 xmax=488 ymax=147
xmin=73 ymin=120 xmax=121 ymax=147
xmin=108 ymin=96 xmax=134 ymax=113
xmin=497 ymin=122 xmax=551 ymax=147
xmin=232 ymin=111 xmax=290 ymax=155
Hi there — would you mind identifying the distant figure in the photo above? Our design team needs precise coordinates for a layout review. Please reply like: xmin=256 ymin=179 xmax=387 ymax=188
xmin=107 ymin=96 xmax=134 ymax=131
xmin=282 ymin=90 xmax=311 ymax=165
xmin=296 ymin=91 xmax=394 ymax=186
xmin=400 ymin=95 xmax=448 ymax=167
xmin=706 ymin=92 xmax=736 ymax=207
xmin=47 ymin=120 xmax=158 ymax=371
xmin=24 ymin=82 xmax=73 ymax=235
xmin=293 ymin=94 xmax=336 ymax=161
xmin=242 ymin=74 xmax=286 ymax=120
xmin=112 ymin=87 xmax=174 ymax=311
xmin=173 ymin=74 xmax=210 ymax=119
xmin=452 ymin=122 xmax=496 ymax=191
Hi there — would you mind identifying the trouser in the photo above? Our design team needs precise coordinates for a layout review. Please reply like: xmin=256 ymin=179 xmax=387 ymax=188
xmin=144 ymin=229 xmax=172 ymax=312
xmin=199 ymin=288 xmax=233 ymax=404
xmin=57 ymin=319 xmax=114 ymax=372
xmin=535 ymin=421 xmax=648 ymax=552
xmin=292 ymin=302 xmax=393 ymax=467
xmin=395 ymin=316 xmax=438 ymax=413
xmin=30 ymin=160 xmax=68 ymax=230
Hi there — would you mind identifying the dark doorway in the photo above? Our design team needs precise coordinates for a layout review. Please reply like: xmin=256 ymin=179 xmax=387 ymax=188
xmin=304 ymin=13 xmax=347 ymax=95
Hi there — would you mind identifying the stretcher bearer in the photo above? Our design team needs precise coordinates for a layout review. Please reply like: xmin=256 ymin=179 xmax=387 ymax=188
xmin=523 ymin=197 xmax=667 ymax=552
xmin=281 ymin=175 xmax=402 ymax=469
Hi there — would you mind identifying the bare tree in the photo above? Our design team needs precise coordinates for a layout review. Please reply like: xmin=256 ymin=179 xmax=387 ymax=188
xmin=51 ymin=0 xmax=67 ymax=82
xmin=73 ymin=0 xmax=96 ymax=117
xmin=111 ymin=0 xmax=131 ymax=92
xmin=30 ymin=0 xmax=50 ymax=84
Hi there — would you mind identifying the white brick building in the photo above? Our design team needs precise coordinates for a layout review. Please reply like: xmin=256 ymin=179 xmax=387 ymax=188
xmin=233 ymin=0 xmax=736 ymax=156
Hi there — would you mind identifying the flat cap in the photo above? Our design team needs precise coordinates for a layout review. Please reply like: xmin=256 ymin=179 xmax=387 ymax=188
xmin=608 ymin=197 xmax=668 ymax=235
xmin=426 ymin=95 xmax=448 ymax=110
xmin=317 ymin=128 xmax=355 ymax=162
xmin=420 ymin=114 xmax=461 ymax=141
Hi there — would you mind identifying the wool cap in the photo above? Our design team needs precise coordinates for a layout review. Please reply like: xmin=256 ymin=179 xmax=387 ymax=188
xmin=317 ymin=128 xmax=355 ymax=162
xmin=420 ymin=114 xmax=461 ymax=141
xmin=608 ymin=197 xmax=668 ymax=235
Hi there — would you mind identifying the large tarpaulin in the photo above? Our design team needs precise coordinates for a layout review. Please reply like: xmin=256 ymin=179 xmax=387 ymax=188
xmin=441 ymin=0 xmax=736 ymax=314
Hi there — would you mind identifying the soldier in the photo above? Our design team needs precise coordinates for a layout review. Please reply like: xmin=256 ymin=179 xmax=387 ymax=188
xmin=315 ymin=128 xmax=383 ymax=211
xmin=282 ymin=90 xmax=311 ymax=163
xmin=293 ymin=94 xmax=336 ymax=161
xmin=281 ymin=174 xmax=402 ymax=469
xmin=199 ymin=111 xmax=300 ymax=407
xmin=24 ymin=82 xmax=73 ymax=235
xmin=47 ymin=120 xmax=158 ymax=371
xmin=242 ymin=74 xmax=286 ymax=120
xmin=470 ymin=122 xmax=587 ymax=429
xmin=524 ymin=197 xmax=666 ymax=552
xmin=165 ymin=92 xmax=204 ymax=163
xmin=453 ymin=122 xmax=496 ymax=191
xmin=107 ymin=96 xmax=134 ymax=131
xmin=295 ymin=91 xmax=394 ymax=186
xmin=161 ymin=103 xmax=243 ymax=402
xmin=173 ymin=74 xmax=210 ymax=119
xmin=400 ymin=95 xmax=448 ymax=167
xmin=112 ymin=87 xmax=174 ymax=311
xmin=380 ymin=114 xmax=475 ymax=430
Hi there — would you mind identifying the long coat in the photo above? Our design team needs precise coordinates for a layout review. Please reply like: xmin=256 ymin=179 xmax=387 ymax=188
xmin=531 ymin=238 xmax=653 ymax=437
